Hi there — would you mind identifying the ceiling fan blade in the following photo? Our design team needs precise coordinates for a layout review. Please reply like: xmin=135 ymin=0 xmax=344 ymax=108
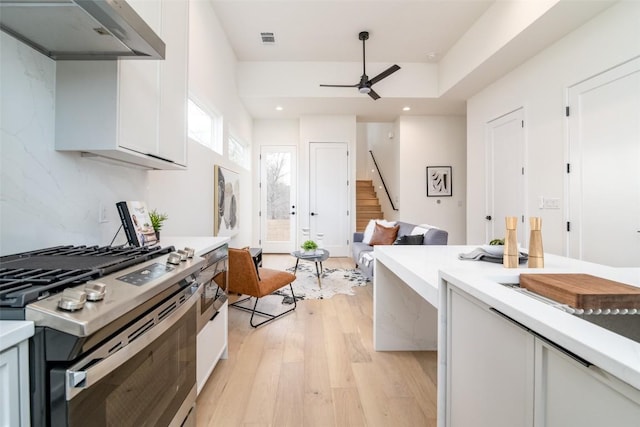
xmin=369 ymin=64 xmax=401 ymax=86
xmin=368 ymin=89 xmax=380 ymax=100
xmin=319 ymin=84 xmax=359 ymax=88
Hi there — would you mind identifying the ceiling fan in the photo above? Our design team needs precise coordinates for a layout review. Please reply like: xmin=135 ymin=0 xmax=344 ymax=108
xmin=320 ymin=31 xmax=401 ymax=100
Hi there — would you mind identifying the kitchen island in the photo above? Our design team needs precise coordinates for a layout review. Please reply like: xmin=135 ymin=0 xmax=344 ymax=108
xmin=373 ymin=245 xmax=640 ymax=427
xmin=373 ymin=245 xmax=593 ymax=351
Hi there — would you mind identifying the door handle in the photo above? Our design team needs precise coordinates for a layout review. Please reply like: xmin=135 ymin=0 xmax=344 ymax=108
xmin=311 ymin=212 xmax=318 ymax=216
xmin=290 ymin=211 xmax=296 ymax=215
xmin=66 ymin=288 xmax=198 ymax=399
xmin=485 ymin=215 xmax=492 ymax=220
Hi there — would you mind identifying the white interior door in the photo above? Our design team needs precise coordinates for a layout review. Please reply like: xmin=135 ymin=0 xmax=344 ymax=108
xmin=568 ymin=58 xmax=640 ymax=267
xmin=260 ymin=146 xmax=297 ymax=253
xmin=486 ymin=108 xmax=526 ymax=246
xmin=309 ymin=142 xmax=349 ymax=257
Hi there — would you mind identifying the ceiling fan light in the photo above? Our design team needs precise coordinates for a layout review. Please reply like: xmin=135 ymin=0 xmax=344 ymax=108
xmin=359 ymin=86 xmax=371 ymax=94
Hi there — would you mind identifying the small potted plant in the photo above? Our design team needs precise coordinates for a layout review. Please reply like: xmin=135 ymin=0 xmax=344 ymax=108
xmin=301 ymin=240 xmax=318 ymax=254
xmin=149 ymin=209 xmax=169 ymax=241
xmin=482 ymin=237 xmax=505 ymax=256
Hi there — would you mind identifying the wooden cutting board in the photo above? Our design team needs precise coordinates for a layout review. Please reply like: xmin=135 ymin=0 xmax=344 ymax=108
xmin=519 ymin=273 xmax=640 ymax=309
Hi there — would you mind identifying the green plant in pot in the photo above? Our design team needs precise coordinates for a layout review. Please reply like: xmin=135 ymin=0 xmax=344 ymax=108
xmin=149 ymin=209 xmax=169 ymax=241
xmin=301 ymin=240 xmax=318 ymax=254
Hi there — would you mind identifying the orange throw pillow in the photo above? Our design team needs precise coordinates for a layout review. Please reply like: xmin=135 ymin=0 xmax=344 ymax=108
xmin=368 ymin=223 xmax=400 ymax=245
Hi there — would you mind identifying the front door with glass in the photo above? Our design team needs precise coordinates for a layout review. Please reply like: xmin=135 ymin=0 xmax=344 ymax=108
xmin=260 ymin=146 xmax=298 ymax=253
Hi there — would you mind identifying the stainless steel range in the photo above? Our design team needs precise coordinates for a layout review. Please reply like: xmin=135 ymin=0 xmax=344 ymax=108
xmin=0 ymin=244 xmax=204 ymax=427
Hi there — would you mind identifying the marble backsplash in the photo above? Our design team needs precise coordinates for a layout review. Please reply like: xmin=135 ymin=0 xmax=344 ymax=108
xmin=0 ymin=33 xmax=149 ymax=255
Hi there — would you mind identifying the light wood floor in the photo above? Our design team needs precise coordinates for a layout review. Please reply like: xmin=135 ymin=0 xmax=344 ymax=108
xmin=196 ymin=255 xmax=438 ymax=427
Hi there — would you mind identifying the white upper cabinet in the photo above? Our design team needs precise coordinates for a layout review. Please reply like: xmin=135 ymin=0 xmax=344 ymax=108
xmin=158 ymin=0 xmax=188 ymax=166
xmin=55 ymin=0 xmax=188 ymax=170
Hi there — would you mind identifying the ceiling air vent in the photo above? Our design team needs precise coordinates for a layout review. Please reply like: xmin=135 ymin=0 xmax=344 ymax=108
xmin=260 ymin=32 xmax=275 ymax=44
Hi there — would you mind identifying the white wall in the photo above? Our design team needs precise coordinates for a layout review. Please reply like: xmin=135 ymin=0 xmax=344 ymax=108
xmin=148 ymin=0 xmax=254 ymax=247
xmin=238 ymin=61 xmax=439 ymax=99
xmin=0 ymin=0 xmax=255 ymax=255
xmin=147 ymin=141 xmax=223 ymax=237
xmin=398 ymin=116 xmax=467 ymax=244
xmin=0 ymin=33 xmax=147 ymax=255
xmin=439 ymin=0 xmax=561 ymax=95
xmin=466 ymin=1 xmax=640 ymax=254
xmin=356 ymin=123 xmax=369 ymax=181
xmin=188 ymin=1 xmax=252 ymax=144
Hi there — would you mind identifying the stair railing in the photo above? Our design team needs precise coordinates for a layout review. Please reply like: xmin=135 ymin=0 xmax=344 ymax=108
xmin=369 ymin=150 xmax=398 ymax=211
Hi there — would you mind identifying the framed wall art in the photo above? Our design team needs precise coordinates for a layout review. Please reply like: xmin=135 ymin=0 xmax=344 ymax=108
xmin=214 ymin=165 xmax=240 ymax=236
xmin=426 ymin=166 xmax=452 ymax=197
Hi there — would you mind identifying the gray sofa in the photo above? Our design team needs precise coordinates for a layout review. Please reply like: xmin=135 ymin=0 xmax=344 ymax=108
xmin=352 ymin=221 xmax=448 ymax=279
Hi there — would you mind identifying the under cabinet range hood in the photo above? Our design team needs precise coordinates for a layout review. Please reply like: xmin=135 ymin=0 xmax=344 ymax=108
xmin=0 ymin=0 xmax=165 ymax=60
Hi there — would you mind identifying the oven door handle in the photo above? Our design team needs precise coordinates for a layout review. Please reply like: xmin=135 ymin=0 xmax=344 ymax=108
xmin=66 ymin=286 xmax=199 ymax=400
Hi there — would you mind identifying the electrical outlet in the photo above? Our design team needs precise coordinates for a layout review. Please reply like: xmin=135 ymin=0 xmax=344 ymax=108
xmin=98 ymin=203 xmax=109 ymax=223
xmin=539 ymin=197 xmax=561 ymax=209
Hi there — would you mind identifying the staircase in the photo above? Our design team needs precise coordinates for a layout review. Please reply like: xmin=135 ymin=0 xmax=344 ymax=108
xmin=356 ymin=180 xmax=384 ymax=231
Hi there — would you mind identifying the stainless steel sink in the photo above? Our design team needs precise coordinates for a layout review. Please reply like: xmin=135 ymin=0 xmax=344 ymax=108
xmin=500 ymin=282 xmax=640 ymax=344
xmin=573 ymin=314 xmax=640 ymax=344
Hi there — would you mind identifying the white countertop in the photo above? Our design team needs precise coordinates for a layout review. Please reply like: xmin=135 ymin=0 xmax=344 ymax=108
xmin=160 ymin=236 xmax=230 ymax=256
xmin=375 ymin=245 xmax=640 ymax=390
xmin=0 ymin=321 xmax=34 ymax=352
xmin=374 ymin=245 xmax=601 ymax=308
xmin=375 ymin=245 xmax=506 ymax=307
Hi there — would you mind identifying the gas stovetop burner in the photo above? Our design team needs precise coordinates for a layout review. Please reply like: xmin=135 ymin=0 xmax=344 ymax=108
xmin=0 ymin=245 xmax=174 ymax=309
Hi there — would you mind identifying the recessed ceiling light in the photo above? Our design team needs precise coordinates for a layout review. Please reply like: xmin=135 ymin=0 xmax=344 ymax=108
xmin=402 ymin=106 xmax=411 ymax=111
xmin=426 ymin=52 xmax=438 ymax=61
xmin=275 ymin=106 xmax=283 ymax=111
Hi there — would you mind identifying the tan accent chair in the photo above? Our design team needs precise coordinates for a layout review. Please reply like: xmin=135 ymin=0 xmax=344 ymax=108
xmin=226 ymin=247 xmax=297 ymax=327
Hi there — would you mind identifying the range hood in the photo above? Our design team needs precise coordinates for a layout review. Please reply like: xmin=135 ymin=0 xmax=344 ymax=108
xmin=0 ymin=0 xmax=165 ymax=60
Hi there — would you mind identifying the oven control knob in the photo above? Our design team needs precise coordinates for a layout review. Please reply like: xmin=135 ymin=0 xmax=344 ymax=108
xmin=184 ymin=247 xmax=195 ymax=258
xmin=177 ymin=250 xmax=188 ymax=261
xmin=58 ymin=288 xmax=87 ymax=311
xmin=85 ymin=282 xmax=107 ymax=301
xmin=167 ymin=252 xmax=182 ymax=265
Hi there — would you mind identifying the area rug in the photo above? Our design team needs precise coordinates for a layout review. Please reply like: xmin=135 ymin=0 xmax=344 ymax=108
xmin=274 ymin=263 xmax=371 ymax=303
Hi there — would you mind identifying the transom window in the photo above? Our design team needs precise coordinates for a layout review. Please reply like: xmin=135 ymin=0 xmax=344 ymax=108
xmin=229 ymin=133 xmax=250 ymax=170
xmin=187 ymin=98 xmax=222 ymax=154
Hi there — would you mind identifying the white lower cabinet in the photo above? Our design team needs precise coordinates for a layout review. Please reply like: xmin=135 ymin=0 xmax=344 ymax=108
xmin=445 ymin=285 xmax=640 ymax=427
xmin=0 ymin=346 xmax=21 ymax=427
xmin=196 ymin=300 xmax=228 ymax=395
xmin=447 ymin=288 xmax=534 ymax=427
xmin=0 ymin=340 xmax=30 ymax=427
xmin=535 ymin=339 xmax=640 ymax=427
